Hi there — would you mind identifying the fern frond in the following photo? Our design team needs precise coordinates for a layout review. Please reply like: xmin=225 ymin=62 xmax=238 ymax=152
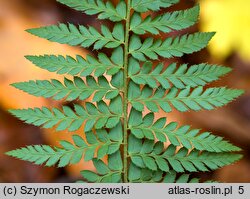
xmin=129 ymin=164 xmax=201 ymax=183
xmin=163 ymin=170 xmax=199 ymax=183
xmin=9 ymin=97 xmax=122 ymax=132
xmin=6 ymin=127 xmax=122 ymax=167
xmin=81 ymin=151 xmax=123 ymax=182
xmin=130 ymin=5 xmax=199 ymax=35
xmin=7 ymin=0 xmax=244 ymax=183
xmin=25 ymin=47 xmax=123 ymax=77
xmin=131 ymin=0 xmax=179 ymax=12
xmin=128 ymin=59 xmax=231 ymax=89
xmin=12 ymin=76 xmax=119 ymax=102
xmin=128 ymin=108 xmax=240 ymax=152
xmin=129 ymin=163 xmax=163 ymax=182
xmin=128 ymin=135 xmax=242 ymax=172
xmin=129 ymin=32 xmax=215 ymax=61
xmin=129 ymin=82 xmax=244 ymax=112
xmin=162 ymin=170 xmax=217 ymax=183
xmin=57 ymin=0 xmax=126 ymax=22
xmin=27 ymin=23 xmax=124 ymax=50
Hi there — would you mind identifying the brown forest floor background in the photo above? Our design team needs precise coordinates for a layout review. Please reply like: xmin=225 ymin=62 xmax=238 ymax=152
xmin=0 ymin=0 xmax=250 ymax=182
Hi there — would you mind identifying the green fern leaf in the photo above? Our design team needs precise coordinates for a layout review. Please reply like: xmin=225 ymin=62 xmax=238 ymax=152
xmin=129 ymin=82 xmax=244 ymax=112
xmin=7 ymin=0 xmax=244 ymax=183
xmin=12 ymin=76 xmax=119 ymax=102
xmin=81 ymin=151 xmax=123 ymax=182
xmin=130 ymin=5 xmax=199 ymax=35
xmin=128 ymin=58 xmax=231 ymax=89
xmin=6 ymin=127 xmax=122 ymax=167
xmin=131 ymin=0 xmax=179 ymax=12
xmin=129 ymin=163 xmax=163 ymax=182
xmin=128 ymin=108 xmax=241 ymax=152
xmin=129 ymin=163 xmax=201 ymax=183
xmin=128 ymin=135 xmax=242 ymax=172
xmin=27 ymin=23 xmax=124 ymax=50
xmin=129 ymin=32 xmax=215 ymax=61
xmin=25 ymin=47 xmax=123 ymax=77
xmin=57 ymin=0 xmax=126 ymax=22
xmin=163 ymin=170 xmax=199 ymax=183
xmin=9 ymin=98 xmax=122 ymax=132
xmin=162 ymin=171 xmax=217 ymax=183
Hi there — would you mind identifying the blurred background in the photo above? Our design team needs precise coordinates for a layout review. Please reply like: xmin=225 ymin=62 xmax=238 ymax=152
xmin=0 ymin=0 xmax=249 ymax=182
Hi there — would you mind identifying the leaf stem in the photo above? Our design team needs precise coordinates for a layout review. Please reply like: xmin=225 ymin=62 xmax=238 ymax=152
xmin=123 ymin=0 xmax=131 ymax=183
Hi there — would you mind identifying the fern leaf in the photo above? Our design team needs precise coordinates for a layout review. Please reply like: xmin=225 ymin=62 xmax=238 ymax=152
xmin=129 ymin=163 xmax=163 ymax=182
xmin=7 ymin=0 xmax=244 ymax=183
xmin=162 ymin=171 xmax=217 ymax=183
xmin=128 ymin=82 xmax=244 ymax=112
xmin=128 ymin=58 xmax=231 ymax=89
xmin=128 ymin=135 xmax=242 ymax=172
xmin=27 ymin=23 xmax=124 ymax=50
xmin=81 ymin=151 xmax=123 ymax=182
xmin=12 ymin=76 xmax=119 ymax=102
xmin=57 ymin=0 xmax=126 ymax=22
xmin=9 ymin=97 xmax=122 ymax=132
xmin=130 ymin=5 xmax=199 ymax=35
xmin=25 ymin=47 xmax=123 ymax=77
xmin=129 ymin=32 xmax=215 ymax=61
xmin=163 ymin=170 xmax=199 ymax=183
xmin=128 ymin=108 xmax=241 ymax=152
xmin=129 ymin=163 xmax=201 ymax=183
xmin=6 ymin=127 xmax=122 ymax=167
xmin=131 ymin=0 xmax=179 ymax=12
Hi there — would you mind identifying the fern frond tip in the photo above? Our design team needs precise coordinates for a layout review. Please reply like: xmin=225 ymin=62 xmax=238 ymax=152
xmin=5 ymin=150 xmax=14 ymax=157
xmin=187 ymin=4 xmax=200 ymax=21
xmin=24 ymin=55 xmax=35 ymax=61
xmin=8 ymin=109 xmax=21 ymax=118
xmin=26 ymin=27 xmax=44 ymax=37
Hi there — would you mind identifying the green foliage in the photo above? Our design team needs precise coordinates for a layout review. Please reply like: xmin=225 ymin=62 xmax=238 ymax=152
xmin=129 ymin=164 xmax=203 ymax=183
xmin=80 ymin=151 xmax=123 ymax=182
xmin=131 ymin=0 xmax=179 ymax=12
xmin=25 ymin=47 xmax=123 ymax=77
xmin=7 ymin=0 xmax=244 ymax=183
xmin=128 ymin=108 xmax=241 ymax=152
xmin=6 ymin=128 xmax=122 ymax=167
xmin=57 ymin=0 xmax=127 ymax=22
xmin=10 ymin=97 xmax=122 ymax=132
xmin=130 ymin=5 xmax=199 ymax=35
xmin=129 ymin=60 xmax=232 ymax=89
xmin=128 ymin=82 xmax=243 ymax=112
xmin=129 ymin=32 xmax=215 ymax=61
xmin=128 ymin=134 xmax=242 ymax=172
xmin=12 ymin=76 xmax=119 ymax=102
xmin=27 ymin=23 xmax=124 ymax=50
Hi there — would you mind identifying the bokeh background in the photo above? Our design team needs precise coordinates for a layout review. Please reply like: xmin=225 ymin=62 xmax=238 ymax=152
xmin=0 ymin=0 xmax=250 ymax=182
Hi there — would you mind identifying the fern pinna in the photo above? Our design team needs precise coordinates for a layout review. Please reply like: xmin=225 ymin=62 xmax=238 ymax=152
xmin=6 ymin=0 xmax=244 ymax=183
